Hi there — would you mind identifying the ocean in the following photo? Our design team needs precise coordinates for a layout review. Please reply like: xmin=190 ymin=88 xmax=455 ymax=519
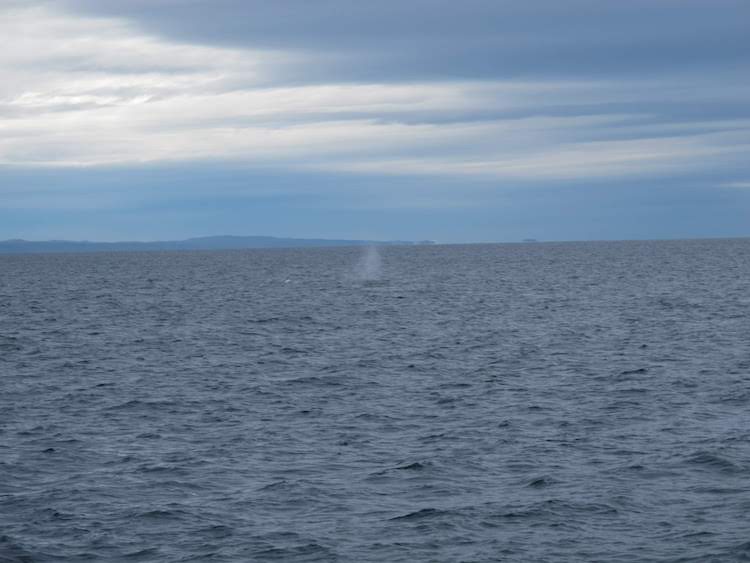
xmin=2 ymin=239 xmax=750 ymax=562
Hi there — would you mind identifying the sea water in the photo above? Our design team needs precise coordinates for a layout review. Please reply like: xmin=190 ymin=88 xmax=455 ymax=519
xmin=2 ymin=239 xmax=750 ymax=562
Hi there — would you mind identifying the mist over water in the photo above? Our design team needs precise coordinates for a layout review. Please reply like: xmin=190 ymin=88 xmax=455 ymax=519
xmin=354 ymin=245 xmax=383 ymax=281
xmin=2 ymin=240 xmax=750 ymax=562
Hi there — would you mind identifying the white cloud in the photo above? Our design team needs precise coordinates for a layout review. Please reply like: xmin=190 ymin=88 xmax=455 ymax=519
xmin=1 ymin=1 xmax=749 ymax=183
xmin=322 ymin=134 xmax=750 ymax=180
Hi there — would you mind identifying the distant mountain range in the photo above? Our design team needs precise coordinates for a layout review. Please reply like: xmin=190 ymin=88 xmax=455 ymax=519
xmin=0 ymin=235 xmax=435 ymax=254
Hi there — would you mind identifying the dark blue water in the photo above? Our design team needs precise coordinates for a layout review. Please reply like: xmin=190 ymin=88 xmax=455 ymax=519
xmin=2 ymin=240 xmax=750 ymax=562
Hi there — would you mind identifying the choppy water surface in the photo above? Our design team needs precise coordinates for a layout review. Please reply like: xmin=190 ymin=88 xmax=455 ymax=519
xmin=2 ymin=240 xmax=750 ymax=562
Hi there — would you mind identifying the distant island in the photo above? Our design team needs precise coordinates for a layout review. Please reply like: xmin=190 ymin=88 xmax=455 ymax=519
xmin=0 ymin=235 xmax=436 ymax=254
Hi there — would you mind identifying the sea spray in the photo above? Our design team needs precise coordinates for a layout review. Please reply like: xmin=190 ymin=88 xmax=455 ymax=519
xmin=356 ymin=245 xmax=382 ymax=280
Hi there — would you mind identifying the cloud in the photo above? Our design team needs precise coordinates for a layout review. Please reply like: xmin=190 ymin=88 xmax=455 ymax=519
xmin=57 ymin=0 xmax=750 ymax=82
xmin=0 ymin=2 xmax=748 ymax=185
xmin=1 ymin=0 xmax=750 ymax=241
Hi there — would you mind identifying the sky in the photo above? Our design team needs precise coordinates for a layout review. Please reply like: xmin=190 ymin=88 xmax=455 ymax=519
xmin=1 ymin=0 xmax=749 ymax=243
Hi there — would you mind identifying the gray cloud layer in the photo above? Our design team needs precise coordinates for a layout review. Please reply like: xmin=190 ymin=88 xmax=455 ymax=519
xmin=60 ymin=0 xmax=750 ymax=82
xmin=1 ymin=1 xmax=749 ymax=240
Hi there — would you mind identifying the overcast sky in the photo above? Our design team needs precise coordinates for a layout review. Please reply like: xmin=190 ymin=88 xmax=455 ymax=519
xmin=1 ymin=0 xmax=749 ymax=242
